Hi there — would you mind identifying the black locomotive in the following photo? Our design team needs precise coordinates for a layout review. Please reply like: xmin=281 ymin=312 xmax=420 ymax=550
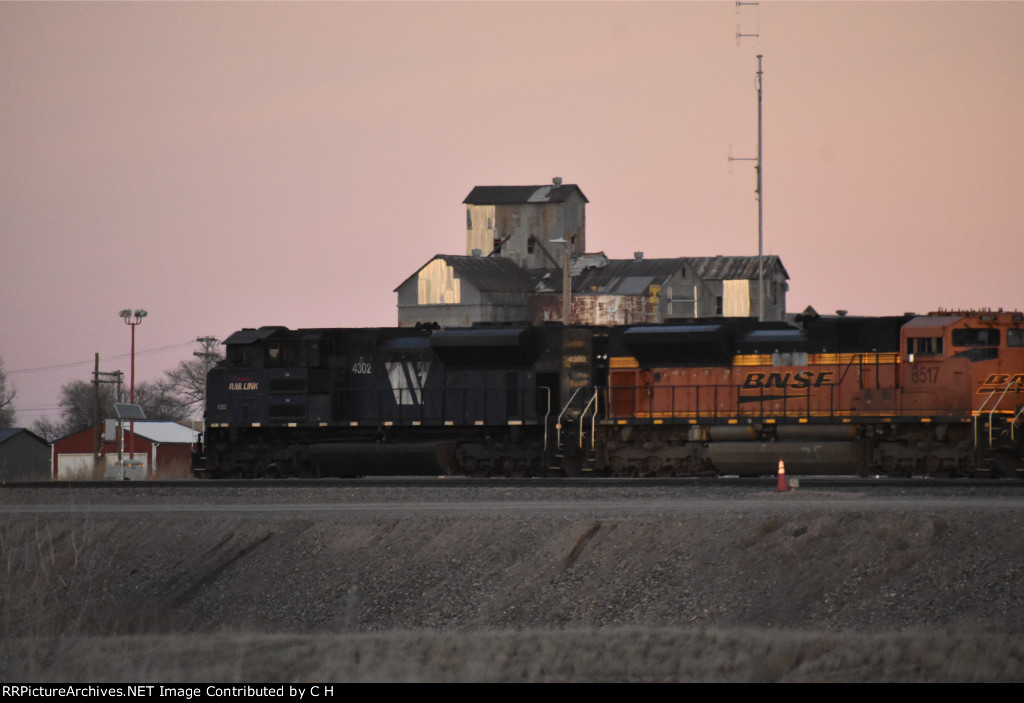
xmin=199 ymin=323 xmax=599 ymax=477
xmin=197 ymin=311 xmax=1024 ymax=479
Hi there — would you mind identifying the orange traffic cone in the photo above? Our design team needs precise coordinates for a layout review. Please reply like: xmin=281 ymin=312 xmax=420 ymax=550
xmin=777 ymin=459 xmax=788 ymax=491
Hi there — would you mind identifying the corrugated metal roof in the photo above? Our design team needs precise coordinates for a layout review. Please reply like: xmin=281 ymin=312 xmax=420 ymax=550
xmin=463 ymin=184 xmax=589 ymax=205
xmin=395 ymin=255 xmax=535 ymax=294
xmin=573 ymin=257 xmax=689 ymax=295
xmin=0 ymin=428 xmax=48 ymax=445
xmin=692 ymin=255 xmax=789 ymax=281
xmin=128 ymin=421 xmax=198 ymax=444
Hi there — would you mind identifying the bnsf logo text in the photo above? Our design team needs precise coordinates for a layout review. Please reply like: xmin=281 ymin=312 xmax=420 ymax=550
xmin=742 ymin=372 xmax=834 ymax=389
xmin=981 ymin=373 xmax=1024 ymax=386
xmin=978 ymin=373 xmax=1024 ymax=392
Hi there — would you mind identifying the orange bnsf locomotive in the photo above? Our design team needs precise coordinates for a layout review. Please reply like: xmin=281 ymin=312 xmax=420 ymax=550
xmin=601 ymin=309 xmax=1024 ymax=477
xmin=197 ymin=309 xmax=1024 ymax=478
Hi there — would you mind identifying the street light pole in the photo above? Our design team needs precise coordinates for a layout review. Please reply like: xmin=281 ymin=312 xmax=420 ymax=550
xmin=119 ymin=308 xmax=147 ymax=458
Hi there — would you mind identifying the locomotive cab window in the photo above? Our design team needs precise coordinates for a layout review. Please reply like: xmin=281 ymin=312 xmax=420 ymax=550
xmin=1008 ymin=329 xmax=1024 ymax=347
xmin=265 ymin=341 xmax=295 ymax=368
xmin=906 ymin=337 xmax=943 ymax=356
xmin=227 ymin=344 xmax=261 ymax=367
xmin=951 ymin=328 xmax=1000 ymax=347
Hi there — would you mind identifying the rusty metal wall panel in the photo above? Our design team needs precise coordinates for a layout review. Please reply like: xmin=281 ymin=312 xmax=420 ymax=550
xmin=575 ymin=295 xmax=658 ymax=326
xmin=528 ymin=293 xmax=660 ymax=326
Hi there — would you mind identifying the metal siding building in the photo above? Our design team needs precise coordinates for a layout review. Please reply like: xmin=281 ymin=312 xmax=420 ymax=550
xmin=464 ymin=182 xmax=588 ymax=270
xmin=396 ymin=255 xmax=534 ymax=328
xmin=0 ymin=428 xmax=51 ymax=482
xmin=51 ymin=421 xmax=199 ymax=480
xmin=397 ymin=184 xmax=791 ymax=327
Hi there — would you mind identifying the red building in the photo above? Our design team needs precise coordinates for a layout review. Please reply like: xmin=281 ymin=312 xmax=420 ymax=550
xmin=51 ymin=421 xmax=198 ymax=480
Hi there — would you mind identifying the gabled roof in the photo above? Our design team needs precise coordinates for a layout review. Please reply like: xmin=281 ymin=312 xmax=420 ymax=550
xmin=129 ymin=421 xmax=198 ymax=444
xmin=395 ymin=255 xmax=535 ymax=294
xmin=0 ymin=428 xmax=49 ymax=445
xmin=531 ymin=256 xmax=690 ymax=295
xmin=52 ymin=421 xmax=199 ymax=446
xmin=463 ymin=184 xmax=589 ymax=205
xmin=692 ymin=255 xmax=789 ymax=281
xmin=574 ymin=257 xmax=690 ymax=295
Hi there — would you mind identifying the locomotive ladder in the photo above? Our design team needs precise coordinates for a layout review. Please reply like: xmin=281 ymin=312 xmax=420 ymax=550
xmin=578 ymin=389 xmax=600 ymax=472
xmin=973 ymin=378 xmax=1023 ymax=448
xmin=554 ymin=387 xmax=600 ymax=473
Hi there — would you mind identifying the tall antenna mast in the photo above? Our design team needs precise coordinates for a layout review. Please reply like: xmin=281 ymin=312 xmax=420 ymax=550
xmin=730 ymin=2 xmax=765 ymax=321
xmin=756 ymin=54 xmax=764 ymax=322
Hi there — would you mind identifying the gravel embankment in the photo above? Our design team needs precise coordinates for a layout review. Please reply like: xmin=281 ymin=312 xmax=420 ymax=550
xmin=2 ymin=481 xmax=1022 ymax=681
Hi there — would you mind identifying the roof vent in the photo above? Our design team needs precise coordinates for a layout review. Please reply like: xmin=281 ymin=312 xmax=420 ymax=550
xmin=634 ymin=251 xmax=644 ymax=261
xmin=836 ymin=309 xmax=848 ymax=317
xmin=552 ymin=177 xmax=562 ymax=186
xmin=471 ymin=248 xmax=482 ymax=257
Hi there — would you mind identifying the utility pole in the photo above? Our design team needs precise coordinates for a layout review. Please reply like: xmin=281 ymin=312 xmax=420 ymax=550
xmin=91 ymin=355 xmax=123 ymax=470
xmin=93 ymin=353 xmax=100 ymax=464
xmin=193 ymin=336 xmax=220 ymax=411
xmin=562 ymin=248 xmax=571 ymax=325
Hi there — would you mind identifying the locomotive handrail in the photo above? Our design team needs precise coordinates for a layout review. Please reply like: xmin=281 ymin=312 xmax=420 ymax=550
xmin=541 ymin=386 xmax=552 ymax=452
xmin=556 ymin=387 xmax=583 ymax=449
xmin=973 ymin=387 xmax=999 ymax=450
xmin=971 ymin=379 xmax=1021 ymax=448
xmin=987 ymin=379 xmax=1022 ymax=446
xmin=579 ymin=389 xmax=599 ymax=451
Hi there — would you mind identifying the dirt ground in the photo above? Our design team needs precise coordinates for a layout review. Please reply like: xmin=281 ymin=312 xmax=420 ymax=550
xmin=1 ymin=482 xmax=1022 ymax=682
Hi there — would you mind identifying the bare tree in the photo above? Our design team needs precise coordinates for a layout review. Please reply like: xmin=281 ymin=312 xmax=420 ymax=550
xmin=34 ymin=376 xmax=192 ymax=440
xmin=160 ymin=355 xmax=220 ymax=419
xmin=50 ymin=380 xmax=116 ymax=436
xmin=31 ymin=416 xmax=64 ymax=443
xmin=26 ymin=339 xmax=222 ymax=439
xmin=134 ymin=380 xmax=190 ymax=422
xmin=0 ymin=356 xmax=17 ymax=428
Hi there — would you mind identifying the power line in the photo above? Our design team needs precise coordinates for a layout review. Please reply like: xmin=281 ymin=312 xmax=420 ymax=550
xmin=7 ymin=341 xmax=195 ymax=376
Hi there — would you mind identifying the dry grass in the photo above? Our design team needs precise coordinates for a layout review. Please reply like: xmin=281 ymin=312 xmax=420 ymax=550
xmin=4 ymin=627 xmax=1022 ymax=682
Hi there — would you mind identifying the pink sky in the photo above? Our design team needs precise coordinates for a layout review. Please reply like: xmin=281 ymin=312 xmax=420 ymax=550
xmin=2 ymin=1 xmax=1022 ymax=427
